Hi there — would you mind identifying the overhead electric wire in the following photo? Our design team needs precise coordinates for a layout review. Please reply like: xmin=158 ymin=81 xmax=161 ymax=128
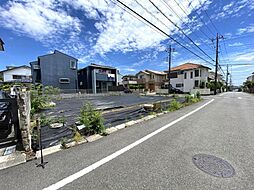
xmin=104 ymin=0 xmax=166 ymax=38
xmin=185 ymin=0 xmax=214 ymax=37
xmin=148 ymin=0 xmax=215 ymax=62
xmin=171 ymin=0 xmax=213 ymax=43
xmin=133 ymin=0 xmax=194 ymax=50
xmin=197 ymin=0 xmax=219 ymax=33
xmin=114 ymin=0 xmax=215 ymax=66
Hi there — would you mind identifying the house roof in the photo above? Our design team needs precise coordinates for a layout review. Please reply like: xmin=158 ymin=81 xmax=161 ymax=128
xmin=122 ymin=74 xmax=137 ymax=78
xmin=145 ymin=70 xmax=167 ymax=75
xmin=79 ymin=63 xmax=117 ymax=71
xmin=38 ymin=50 xmax=78 ymax=61
xmin=0 ymin=65 xmax=31 ymax=74
xmin=89 ymin=63 xmax=116 ymax=70
xmin=137 ymin=70 xmax=166 ymax=75
xmin=168 ymin=63 xmax=211 ymax=72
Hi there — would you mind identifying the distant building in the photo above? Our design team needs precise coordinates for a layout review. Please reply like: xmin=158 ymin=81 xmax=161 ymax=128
xmin=0 ymin=65 xmax=31 ymax=82
xmin=122 ymin=75 xmax=138 ymax=88
xmin=78 ymin=64 xmax=118 ymax=94
xmin=165 ymin=63 xmax=211 ymax=93
xmin=30 ymin=50 xmax=78 ymax=90
xmin=136 ymin=70 xmax=167 ymax=92
xmin=208 ymin=71 xmax=225 ymax=84
xmin=117 ymin=70 xmax=123 ymax=86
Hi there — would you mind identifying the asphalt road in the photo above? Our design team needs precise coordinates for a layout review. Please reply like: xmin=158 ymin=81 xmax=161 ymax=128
xmin=1 ymin=92 xmax=254 ymax=190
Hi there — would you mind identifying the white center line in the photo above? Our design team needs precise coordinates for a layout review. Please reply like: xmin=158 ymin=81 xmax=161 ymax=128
xmin=43 ymin=99 xmax=215 ymax=190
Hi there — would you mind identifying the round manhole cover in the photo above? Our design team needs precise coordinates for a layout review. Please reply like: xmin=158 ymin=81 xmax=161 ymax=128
xmin=192 ymin=154 xmax=235 ymax=178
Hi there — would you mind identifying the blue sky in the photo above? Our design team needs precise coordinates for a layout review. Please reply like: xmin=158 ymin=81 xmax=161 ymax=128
xmin=0 ymin=0 xmax=254 ymax=85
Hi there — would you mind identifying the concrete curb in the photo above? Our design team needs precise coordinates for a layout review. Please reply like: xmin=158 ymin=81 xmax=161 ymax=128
xmin=0 ymin=153 xmax=26 ymax=171
xmin=1 ymin=99 xmax=202 ymax=170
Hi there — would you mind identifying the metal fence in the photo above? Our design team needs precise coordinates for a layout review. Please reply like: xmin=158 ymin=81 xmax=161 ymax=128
xmin=0 ymin=98 xmax=20 ymax=147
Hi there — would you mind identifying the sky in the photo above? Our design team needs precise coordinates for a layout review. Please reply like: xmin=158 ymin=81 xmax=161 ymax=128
xmin=0 ymin=0 xmax=254 ymax=86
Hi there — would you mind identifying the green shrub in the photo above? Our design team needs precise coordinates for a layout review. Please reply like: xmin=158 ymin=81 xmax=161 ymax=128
xmin=169 ymin=99 xmax=182 ymax=111
xmin=185 ymin=95 xmax=192 ymax=103
xmin=79 ymin=103 xmax=105 ymax=135
xmin=196 ymin=91 xmax=201 ymax=100
xmin=43 ymin=86 xmax=60 ymax=95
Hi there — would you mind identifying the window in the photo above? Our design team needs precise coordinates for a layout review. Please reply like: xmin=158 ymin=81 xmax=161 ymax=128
xmin=70 ymin=60 xmax=77 ymax=69
xmin=176 ymin=83 xmax=183 ymax=87
xmin=195 ymin=70 xmax=199 ymax=77
xmin=13 ymin=75 xmax=23 ymax=79
xmin=169 ymin=72 xmax=177 ymax=78
xmin=59 ymin=78 xmax=70 ymax=84
xmin=184 ymin=72 xmax=187 ymax=79
xmin=190 ymin=72 xmax=193 ymax=79
xmin=195 ymin=80 xmax=199 ymax=87
xmin=139 ymin=75 xmax=144 ymax=79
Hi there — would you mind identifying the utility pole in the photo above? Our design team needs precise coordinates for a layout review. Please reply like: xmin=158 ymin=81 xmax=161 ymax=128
xmin=226 ymin=64 xmax=229 ymax=92
xmin=166 ymin=45 xmax=175 ymax=94
xmin=0 ymin=38 xmax=4 ymax=51
xmin=213 ymin=33 xmax=224 ymax=95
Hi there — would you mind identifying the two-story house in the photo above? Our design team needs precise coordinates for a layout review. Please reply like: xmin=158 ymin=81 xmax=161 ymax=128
xmin=122 ymin=75 xmax=138 ymax=89
xmin=30 ymin=50 xmax=78 ymax=90
xmin=0 ymin=65 xmax=31 ymax=82
xmin=136 ymin=70 xmax=167 ymax=92
xmin=78 ymin=64 xmax=118 ymax=94
xmin=165 ymin=63 xmax=211 ymax=93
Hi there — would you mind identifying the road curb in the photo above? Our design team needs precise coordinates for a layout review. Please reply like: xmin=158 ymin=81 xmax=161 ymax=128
xmin=2 ymin=99 xmax=204 ymax=170
xmin=0 ymin=153 xmax=26 ymax=171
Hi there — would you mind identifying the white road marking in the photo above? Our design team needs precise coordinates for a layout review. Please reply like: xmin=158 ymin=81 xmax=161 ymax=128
xmin=238 ymin=97 xmax=242 ymax=99
xmin=43 ymin=99 xmax=215 ymax=190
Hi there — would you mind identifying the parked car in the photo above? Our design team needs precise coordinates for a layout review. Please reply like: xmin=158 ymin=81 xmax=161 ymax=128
xmin=0 ymin=90 xmax=12 ymax=139
xmin=169 ymin=86 xmax=184 ymax=94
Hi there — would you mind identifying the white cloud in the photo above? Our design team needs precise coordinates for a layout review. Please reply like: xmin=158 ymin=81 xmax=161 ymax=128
xmin=59 ymin=0 xmax=208 ymax=54
xmin=0 ymin=0 xmax=209 ymax=57
xmin=237 ymin=25 xmax=254 ymax=35
xmin=0 ymin=0 xmax=81 ymax=41
xmin=234 ymin=52 xmax=254 ymax=62
xmin=228 ymin=42 xmax=243 ymax=47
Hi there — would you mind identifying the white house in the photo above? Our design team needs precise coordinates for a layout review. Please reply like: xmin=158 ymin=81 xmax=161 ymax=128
xmin=0 ymin=65 xmax=32 ymax=82
xmin=165 ymin=63 xmax=211 ymax=93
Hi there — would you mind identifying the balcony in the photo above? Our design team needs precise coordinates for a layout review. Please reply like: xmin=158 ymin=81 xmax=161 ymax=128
xmin=137 ymin=78 xmax=146 ymax=84
xmin=123 ymin=80 xmax=137 ymax=85
xmin=96 ymin=73 xmax=115 ymax=82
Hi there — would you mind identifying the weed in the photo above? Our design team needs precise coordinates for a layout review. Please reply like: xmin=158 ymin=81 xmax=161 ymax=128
xmin=169 ymin=99 xmax=182 ymax=112
xmin=73 ymin=131 xmax=84 ymax=142
xmin=79 ymin=103 xmax=105 ymax=135
xmin=60 ymin=138 xmax=68 ymax=149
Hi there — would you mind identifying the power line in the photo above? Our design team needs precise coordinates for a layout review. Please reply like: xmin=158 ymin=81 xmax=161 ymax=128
xmin=105 ymin=0 xmax=166 ymax=38
xmin=197 ymin=0 xmax=219 ymax=33
xmin=171 ymin=0 xmax=213 ymax=43
xmin=133 ymin=0 xmax=191 ymax=47
xmin=114 ymin=0 xmax=215 ymax=66
xmin=148 ymin=0 xmax=215 ymax=62
xmin=186 ymin=0 xmax=215 ymax=37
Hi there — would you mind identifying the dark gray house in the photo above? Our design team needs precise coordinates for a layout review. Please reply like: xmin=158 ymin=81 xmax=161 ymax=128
xmin=78 ymin=64 xmax=118 ymax=93
xmin=30 ymin=50 xmax=78 ymax=90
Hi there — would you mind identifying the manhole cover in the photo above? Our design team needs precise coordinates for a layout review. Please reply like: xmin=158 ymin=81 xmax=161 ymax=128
xmin=192 ymin=154 xmax=235 ymax=178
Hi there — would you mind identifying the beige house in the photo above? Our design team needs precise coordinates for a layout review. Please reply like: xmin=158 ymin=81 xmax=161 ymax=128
xmin=136 ymin=70 xmax=167 ymax=92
